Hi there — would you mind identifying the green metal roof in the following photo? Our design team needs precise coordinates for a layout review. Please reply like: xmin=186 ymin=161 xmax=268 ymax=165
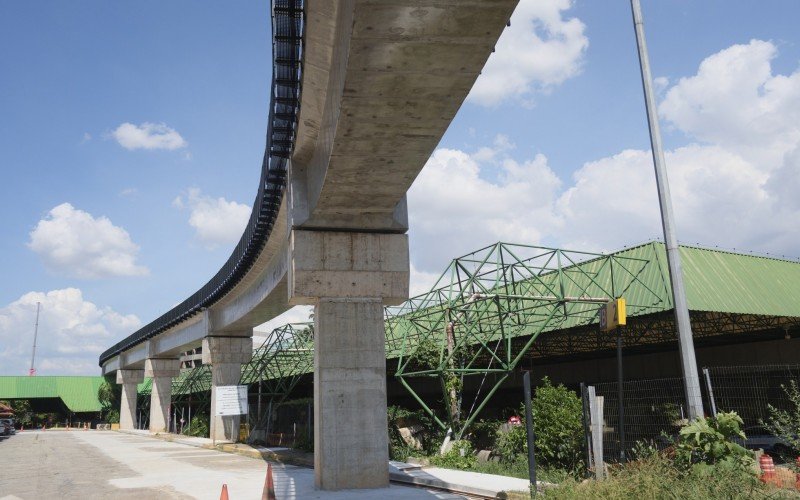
xmin=614 ymin=242 xmax=800 ymax=317
xmin=0 ymin=376 xmax=104 ymax=412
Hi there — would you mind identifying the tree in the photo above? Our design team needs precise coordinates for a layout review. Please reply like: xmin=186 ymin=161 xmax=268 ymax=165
xmin=98 ymin=377 xmax=121 ymax=421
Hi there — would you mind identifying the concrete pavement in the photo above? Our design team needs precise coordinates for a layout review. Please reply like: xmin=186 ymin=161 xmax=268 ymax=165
xmin=116 ymin=429 xmax=534 ymax=498
xmin=0 ymin=431 xmax=464 ymax=499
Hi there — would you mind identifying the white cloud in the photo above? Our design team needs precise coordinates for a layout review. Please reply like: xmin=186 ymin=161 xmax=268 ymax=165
xmin=112 ymin=122 xmax=187 ymax=151
xmin=408 ymin=40 xmax=800 ymax=280
xmin=28 ymin=203 xmax=149 ymax=279
xmin=253 ymin=306 xmax=314 ymax=348
xmin=409 ymin=264 xmax=442 ymax=297
xmin=660 ymin=39 xmax=800 ymax=168
xmin=0 ymin=288 xmax=140 ymax=375
xmin=554 ymin=145 xmax=775 ymax=252
xmin=173 ymin=188 xmax=251 ymax=248
xmin=468 ymin=0 xmax=588 ymax=107
xmin=408 ymin=136 xmax=561 ymax=270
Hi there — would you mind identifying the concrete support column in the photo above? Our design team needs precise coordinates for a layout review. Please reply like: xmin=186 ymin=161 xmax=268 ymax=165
xmin=144 ymin=358 xmax=180 ymax=433
xmin=289 ymin=230 xmax=409 ymax=490
xmin=202 ymin=336 xmax=252 ymax=443
xmin=314 ymin=298 xmax=389 ymax=489
xmin=116 ymin=369 xmax=144 ymax=430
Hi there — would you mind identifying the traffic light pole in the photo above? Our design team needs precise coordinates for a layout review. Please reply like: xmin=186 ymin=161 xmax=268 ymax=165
xmin=630 ymin=0 xmax=704 ymax=419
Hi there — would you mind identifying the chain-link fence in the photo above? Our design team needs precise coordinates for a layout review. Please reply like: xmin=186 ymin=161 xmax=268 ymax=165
xmin=246 ymin=398 xmax=313 ymax=448
xmin=585 ymin=363 xmax=800 ymax=464
xmin=588 ymin=376 xmax=688 ymax=462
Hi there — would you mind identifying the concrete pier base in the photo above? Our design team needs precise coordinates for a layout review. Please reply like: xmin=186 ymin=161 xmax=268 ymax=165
xmin=202 ymin=335 xmax=252 ymax=443
xmin=314 ymin=298 xmax=389 ymax=489
xmin=145 ymin=358 xmax=180 ymax=433
xmin=289 ymin=230 xmax=409 ymax=490
xmin=116 ymin=369 xmax=144 ymax=430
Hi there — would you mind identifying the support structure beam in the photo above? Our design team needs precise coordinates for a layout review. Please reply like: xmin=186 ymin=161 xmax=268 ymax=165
xmin=116 ymin=369 xmax=144 ymax=430
xmin=144 ymin=358 xmax=181 ymax=433
xmin=289 ymin=229 xmax=409 ymax=490
xmin=202 ymin=335 xmax=252 ymax=442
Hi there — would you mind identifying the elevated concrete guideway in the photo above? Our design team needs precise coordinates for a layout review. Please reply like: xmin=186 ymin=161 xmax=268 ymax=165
xmin=100 ymin=0 xmax=518 ymax=491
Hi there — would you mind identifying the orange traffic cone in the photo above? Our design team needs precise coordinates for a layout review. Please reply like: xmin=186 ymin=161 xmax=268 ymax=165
xmin=760 ymin=454 xmax=778 ymax=486
xmin=795 ymin=457 xmax=800 ymax=490
xmin=219 ymin=484 xmax=229 ymax=500
xmin=262 ymin=463 xmax=276 ymax=500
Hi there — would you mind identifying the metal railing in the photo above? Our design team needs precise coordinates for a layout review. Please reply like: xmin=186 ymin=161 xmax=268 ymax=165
xmin=100 ymin=0 xmax=305 ymax=366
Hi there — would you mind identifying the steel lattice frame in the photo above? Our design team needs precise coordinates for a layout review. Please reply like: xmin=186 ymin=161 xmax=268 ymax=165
xmin=386 ymin=242 xmax=665 ymax=438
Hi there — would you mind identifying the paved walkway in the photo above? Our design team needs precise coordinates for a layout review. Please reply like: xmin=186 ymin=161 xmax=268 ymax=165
xmin=0 ymin=431 xmax=464 ymax=499
xmin=117 ymin=429 xmax=534 ymax=497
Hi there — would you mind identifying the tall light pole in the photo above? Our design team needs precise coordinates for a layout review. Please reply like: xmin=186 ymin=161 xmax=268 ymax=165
xmin=630 ymin=0 xmax=704 ymax=419
xmin=29 ymin=302 xmax=41 ymax=376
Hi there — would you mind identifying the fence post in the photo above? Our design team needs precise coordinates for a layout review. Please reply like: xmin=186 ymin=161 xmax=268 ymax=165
xmin=580 ymin=383 xmax=592 ymax=477
xmin=307 ymin=400 xmax=312 ymax=444
xmin=265 ymin=399 xmax=273 ymax=444
xmin=617 ymin=333 xmax=626 ymax=462
xmin=702 ymin=367 xmax=717 ymax=418
xmin=588 ymin=387 xmax=605 ymax=480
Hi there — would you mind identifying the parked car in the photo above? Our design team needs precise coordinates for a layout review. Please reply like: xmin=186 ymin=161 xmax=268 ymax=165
xmin=0 ymin=418 xmax=15 ymax=435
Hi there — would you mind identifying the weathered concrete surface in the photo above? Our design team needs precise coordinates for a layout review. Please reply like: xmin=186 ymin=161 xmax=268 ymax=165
xmin=313 ymin=298 xmax=390 ymax=490
xmin=0 ymin=431 xmax=189 ymax=499
xmin=203 ymin=335 xmax=252 ymax=442
xmin=2 ymin=431 xmax=463 ymax=499
xmin=145 ymin=358 xmax=181 ymax=433
xmin=292 ymin=0 xmax=519 ymax=231
xmin=289 ymin=230 xmax=409 ymax=306
xmin=116 ymin=369 xmax=144 ymax=431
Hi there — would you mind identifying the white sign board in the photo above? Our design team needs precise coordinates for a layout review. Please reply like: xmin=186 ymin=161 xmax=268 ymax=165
xmin=215 ymin=385 xmax=248 ymax=416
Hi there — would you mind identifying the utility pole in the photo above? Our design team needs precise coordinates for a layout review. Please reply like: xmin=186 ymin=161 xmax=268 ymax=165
xmin=29 ymin=302 xmax=41 ymax=376
xmin=629 ymin=0 xmax=704 ymax=419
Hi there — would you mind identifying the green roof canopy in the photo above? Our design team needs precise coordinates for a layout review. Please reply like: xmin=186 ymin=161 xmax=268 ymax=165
xmin=616 ymin=242 xmax=800 ymax=317
xmin=0 ymin=376 xmax=104 ymax=412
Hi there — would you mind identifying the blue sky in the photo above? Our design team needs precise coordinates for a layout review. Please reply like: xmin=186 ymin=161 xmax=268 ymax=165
xmin=1 ymin=1 xmax=799 ymax=375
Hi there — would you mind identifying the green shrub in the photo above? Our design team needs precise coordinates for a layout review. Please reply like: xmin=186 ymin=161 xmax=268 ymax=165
xmin=105 ymin=409 xmax=120 ymax=424
xmin=544 ymin=453 xmax=775 ymax=500
xmin=494 ymin=377 xmax=584 ymax=474
xmin=387 ymin=405 xmax=441 ymax=461
xmin=430 ymin=440 xmax=476 ymax=469
xmin=294 ymin=429 xmax=314 ymax=452
xmin=762 ymin=380 xmax=800 ymax=457
xmin=674 ymin=411 xmax=754 ymax=471
xmin=184 ymin=415 xmax=209 ymax=438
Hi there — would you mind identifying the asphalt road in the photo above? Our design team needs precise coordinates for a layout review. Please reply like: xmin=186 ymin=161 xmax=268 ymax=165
xmin=0 ymin=431 xmax=462 ymax=499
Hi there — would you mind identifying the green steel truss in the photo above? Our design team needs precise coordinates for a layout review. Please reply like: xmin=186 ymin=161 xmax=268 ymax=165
xmin=136 ymin=322 xmax=313 ymax=433
xmin=386 ymin=242 xmax=666 ymax=438
xmin=130 ymin=241 xmax=799 ymax=439
xmin=243 ymin=322 xmax=314 ymax=438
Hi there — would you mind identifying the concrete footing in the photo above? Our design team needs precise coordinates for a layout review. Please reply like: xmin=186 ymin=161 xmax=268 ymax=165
xmin=116 ymin=369 xmax=144 ymax=430
xmin=145 ymin=358 xmax=180 ymax=433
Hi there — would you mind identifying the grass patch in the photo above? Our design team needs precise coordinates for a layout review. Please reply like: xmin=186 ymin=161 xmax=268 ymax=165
xmin=545 ymin=454 xmax=797 ymax=499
